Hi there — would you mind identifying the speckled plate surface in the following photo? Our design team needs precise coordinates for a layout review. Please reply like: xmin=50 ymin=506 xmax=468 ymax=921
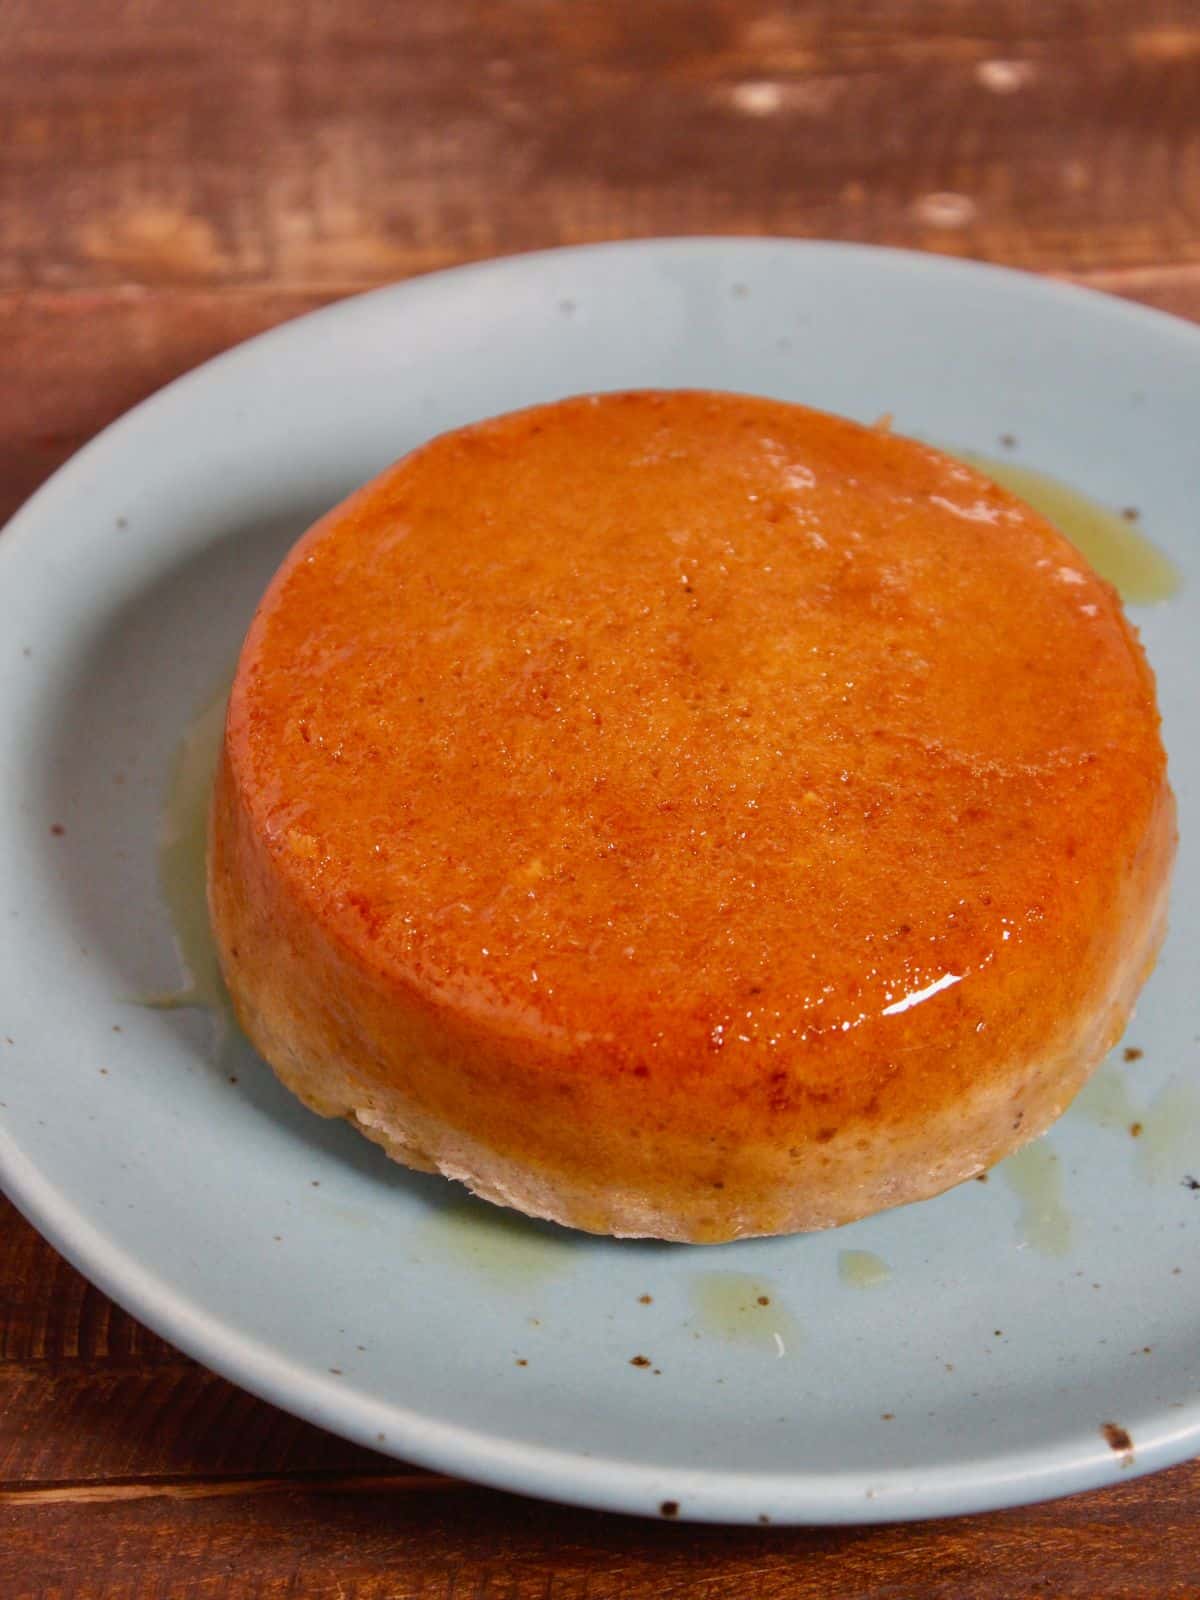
xmin=1 ymin=240 xmax=1198 ymax=1525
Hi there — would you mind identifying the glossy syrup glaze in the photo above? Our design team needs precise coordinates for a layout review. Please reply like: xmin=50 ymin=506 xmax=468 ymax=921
xmin=1001 ymin=1142 xmax=1072 ymax=1257
xmin=690 ymin=1272 xmax=803 ymax=1354
xmin=153 ymin=674 xmax=235 ymax=1032
xmin=168 ymin=444 xmax=1175 ymax=1037
xmin=958 ymin=453 xmax=1180 ymax=605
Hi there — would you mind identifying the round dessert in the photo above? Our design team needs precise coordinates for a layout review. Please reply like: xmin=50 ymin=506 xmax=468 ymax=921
xmin=208 ymin=391 xmax=1175 ymax=1242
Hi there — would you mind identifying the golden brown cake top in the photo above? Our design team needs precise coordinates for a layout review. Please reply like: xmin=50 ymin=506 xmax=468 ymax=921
xmin=229 ymin=390 xmax=1166 ymax=1106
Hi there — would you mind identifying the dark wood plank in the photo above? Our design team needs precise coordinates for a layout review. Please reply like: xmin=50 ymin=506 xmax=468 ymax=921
xmin=2 ymin=0 xmax=1200 ymax=293
xmin=0 ymin=1360 xmax=393 ymax=1485
xmin=5 ymin=1465 xmax=1200 ymax=1600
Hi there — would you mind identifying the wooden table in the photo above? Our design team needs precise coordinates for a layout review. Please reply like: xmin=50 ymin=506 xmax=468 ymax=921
xmin=3 ymin=3 xmax=1200 ymax=1593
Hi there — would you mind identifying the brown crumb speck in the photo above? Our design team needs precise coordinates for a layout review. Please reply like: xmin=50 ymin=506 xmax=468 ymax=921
xmin=999 ymin=433 xmax=1017 ymax=449
xmin=1124 ymin=1046 xmax=1144 ymax=1062
xmin=1129 ymin=1121 xmax=1143 ymax=1138
xmin=659 ymin=1500 xmax=680 ymax=1518
xmin=50 ymin=824 xmax=65 ymax=837
xmin=974 ymin=1172 xmax=989 ymax=1183
xmin=756 ymin=1295 xmax=770 ymax=1306
xmin=630 ymin=1354 xmax=651 ymax=1368
xmin=638 ymin=1294 xmax=653 ymax=1304
xmin=515 ymin=1358 xmax=528 ymax=1367
xmin=757 ymin=1513 xmax=771 ymax=1524
xmin=328 ymin=1367 xmax=343 ymax=1376
xmin=1102 ymin=1421 xmax=1134 ymax=1458
xmin=1121 ymin=507 xmax=1140 ymax=522
xmin=880 ymin=1412 xmax=894 ymax=1421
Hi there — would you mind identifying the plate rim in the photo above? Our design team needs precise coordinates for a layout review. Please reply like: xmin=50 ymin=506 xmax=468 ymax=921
xmin=1 ymin=235 xmax=1198 ymax=1524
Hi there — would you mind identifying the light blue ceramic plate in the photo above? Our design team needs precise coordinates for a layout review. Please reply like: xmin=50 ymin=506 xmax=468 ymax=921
xmin=1 ymin=240 xmax=1197 ymax=1525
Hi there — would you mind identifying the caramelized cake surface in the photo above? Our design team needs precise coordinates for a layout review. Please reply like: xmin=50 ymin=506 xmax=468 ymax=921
xmin=209 ymin=391 xmax=1174 ymax=1240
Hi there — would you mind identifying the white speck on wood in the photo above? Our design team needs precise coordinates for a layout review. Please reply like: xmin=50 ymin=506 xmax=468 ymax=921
xmin=913 ymin=191 xmax=978 ymax=229
xmin=729 ymin=80 xmax=784 ymax=116
xmin=975 ymin=58 xmax=1036 ymax=93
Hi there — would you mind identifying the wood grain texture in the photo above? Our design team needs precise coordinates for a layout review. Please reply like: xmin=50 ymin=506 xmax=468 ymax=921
xmin=2 ymin=0 xmax=1200 ymax=293
xmin=4 ymin=1423 xmax=1200 ymax=1600
xmin=3 ymin=0 xmax=1200 ymax=1594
